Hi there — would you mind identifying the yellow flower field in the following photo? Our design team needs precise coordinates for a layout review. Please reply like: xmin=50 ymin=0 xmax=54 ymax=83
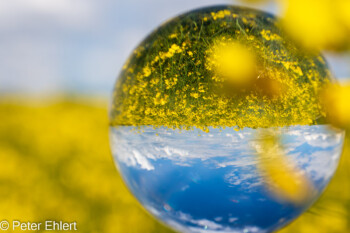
xmin=0 ymin=97 xmax=349 ymax=232
xmin=111 ymin=7 xmax=330 ymax=132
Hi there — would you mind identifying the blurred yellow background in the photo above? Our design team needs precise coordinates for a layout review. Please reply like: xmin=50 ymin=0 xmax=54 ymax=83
xmin=0 ymin=97 xmax=348 ymax=233
xmin=1 ymin=0 xmax=350 ymax=232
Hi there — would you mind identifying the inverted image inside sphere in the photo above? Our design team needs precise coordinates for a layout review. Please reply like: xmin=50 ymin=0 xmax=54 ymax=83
xmin=109 ymin=5 xmax=344 ymax=233
xmin=110 ymin=5 xmax=331 ymax=130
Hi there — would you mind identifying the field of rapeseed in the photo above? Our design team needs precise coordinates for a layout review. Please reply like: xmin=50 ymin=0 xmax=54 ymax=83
xmin=0 ymin=98 xmax=171 ymax=233
xmin=111 ymin=6 xmax=330 ymax=131
xmin=0 ymin=97 xmax=349 ymax=232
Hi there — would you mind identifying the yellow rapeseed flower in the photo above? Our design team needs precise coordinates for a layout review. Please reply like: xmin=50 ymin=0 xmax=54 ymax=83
xmin=280 ymin=0 xmax=347 ymax=50
xmin=321 ymin=82 xmax=350 ymax=129
xmin=190 ymin=93 xmax=199 ymax=99
xmin=143 ymin=66 xmax=151 ymax=77
xmin=335 ymin=0 xmax=350 ymax=31
xmin=207 ymin=39 xmax=257 ymax=88
xmin=255 ymin=130 xmax=315 ymax=205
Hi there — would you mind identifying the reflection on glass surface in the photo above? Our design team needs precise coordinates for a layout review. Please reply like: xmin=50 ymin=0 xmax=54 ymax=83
xmin=110 ymin=125 xmax=344 ymax=233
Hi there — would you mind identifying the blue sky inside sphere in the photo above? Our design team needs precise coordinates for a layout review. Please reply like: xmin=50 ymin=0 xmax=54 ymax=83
xmin=0 ymin=0 xmax=347 ymax=96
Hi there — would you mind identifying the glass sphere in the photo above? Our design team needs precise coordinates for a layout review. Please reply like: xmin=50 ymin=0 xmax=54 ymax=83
xmin=109 ymin=5 xmax=344 ymax=233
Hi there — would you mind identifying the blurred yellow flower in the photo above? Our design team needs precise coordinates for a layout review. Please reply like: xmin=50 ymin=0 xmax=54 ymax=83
xmin=280 ymin=0 xmax=349 ymax=51
xmin=207 ymin=39 xmax=257 ymax=88
xmin=335 ymin=0 xmax=350 ymax=32
xmin=255 ymin=130 xmax=315 ymax=205
xmin=321 ymin=82 xmax=350 ymax=129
